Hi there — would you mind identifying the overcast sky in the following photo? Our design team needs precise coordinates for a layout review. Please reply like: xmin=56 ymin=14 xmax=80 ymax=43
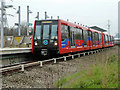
xmin=2 ymin=0 xmax=119 ymax=36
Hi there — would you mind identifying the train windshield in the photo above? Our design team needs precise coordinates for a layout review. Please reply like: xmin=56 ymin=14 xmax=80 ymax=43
xmin=34 ymin=21 xmax=58 ymax=40
xmin=34 ymin=25 xmax=41 ymax=39
xmin=43 ymin=25 xmax=49 ymax=39
xmin=51 ymin=25 xmax=58 ymax=39
xmin=43 ymin=24 xmax=58 ymax=40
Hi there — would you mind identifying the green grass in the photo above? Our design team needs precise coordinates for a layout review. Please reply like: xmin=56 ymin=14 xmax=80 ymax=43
xmin=55 ymin=55 xmax=118 ymax=88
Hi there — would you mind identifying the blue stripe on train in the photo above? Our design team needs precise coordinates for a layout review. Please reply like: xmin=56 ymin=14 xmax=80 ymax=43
xmin=61 ymin=39 xmax=70 ymax=48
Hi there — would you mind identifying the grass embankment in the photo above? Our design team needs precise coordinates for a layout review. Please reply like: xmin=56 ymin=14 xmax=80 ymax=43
xmin=55 ymin=55 xmax=118 ymax=88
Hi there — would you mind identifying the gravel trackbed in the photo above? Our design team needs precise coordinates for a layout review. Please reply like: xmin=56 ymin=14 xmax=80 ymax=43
xmin=2 ymin=46 xmax=118 ymax=88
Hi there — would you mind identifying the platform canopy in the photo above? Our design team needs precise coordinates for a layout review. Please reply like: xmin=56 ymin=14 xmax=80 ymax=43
xmin=89 ymin=26 xmax=107 ymax=32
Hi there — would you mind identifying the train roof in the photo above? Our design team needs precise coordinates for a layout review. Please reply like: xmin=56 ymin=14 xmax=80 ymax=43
xmin=59 ymin=19 xmax=102 ymax=33
xmin=35 ymin=19 xmax=112 ymax=36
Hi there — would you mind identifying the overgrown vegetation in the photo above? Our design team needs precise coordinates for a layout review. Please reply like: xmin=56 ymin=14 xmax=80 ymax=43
xmin=55 ymin=55 xmax=118 ymax=88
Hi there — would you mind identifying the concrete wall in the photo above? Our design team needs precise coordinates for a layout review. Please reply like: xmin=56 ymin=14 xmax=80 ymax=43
xmin=0 ymin=36 xmax=32 ymax=47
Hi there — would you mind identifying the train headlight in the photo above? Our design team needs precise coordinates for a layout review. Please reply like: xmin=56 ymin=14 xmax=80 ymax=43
xmin=54 ymin=42 xmax=58 ymax=46
xmin=35 ymin=41 xmax=38 ymax=46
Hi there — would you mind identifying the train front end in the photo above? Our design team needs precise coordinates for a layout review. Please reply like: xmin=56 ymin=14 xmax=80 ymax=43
xmin=32 ymin=20 xmax=59 ymax=56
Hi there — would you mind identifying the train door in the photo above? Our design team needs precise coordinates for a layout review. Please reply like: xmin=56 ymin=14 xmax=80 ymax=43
xmin=92 ymin=32 xmax=95 ymax=46
xmin=83 ymin=30 xmax=88 ymax=47
xmin=99 ymin=33 xmax=102 ymax=46
xmin=95 ymin=33 xmax=99 ymax=47
xmin=61 ymin=25 xmax=69 ymax=49
xmin=70 ymin=27 xmax=75 ymax=48
xmin=103 ymin=34 xmax=105 ymax=46
xmin=88 ymin=31 xmax=92 ymax=48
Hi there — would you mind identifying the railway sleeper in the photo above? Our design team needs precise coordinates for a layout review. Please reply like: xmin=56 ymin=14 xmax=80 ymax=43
xmin=1 ymin=48 xmax=109 ymax=73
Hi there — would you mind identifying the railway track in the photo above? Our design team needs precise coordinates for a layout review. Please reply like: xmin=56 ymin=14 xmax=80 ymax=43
xmin=1 ymin=47 xmax=111 ymax=74
xmin=0 ymin=52 xmax=33 ymax=68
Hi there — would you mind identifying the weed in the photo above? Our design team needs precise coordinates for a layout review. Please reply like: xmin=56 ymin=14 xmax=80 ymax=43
xmin=55 ymin=55 xmax=118 ymax=88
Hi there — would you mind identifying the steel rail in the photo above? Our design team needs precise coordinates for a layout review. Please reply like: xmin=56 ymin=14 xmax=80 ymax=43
xmin=1 ymin=48 xmax=106 ymax=73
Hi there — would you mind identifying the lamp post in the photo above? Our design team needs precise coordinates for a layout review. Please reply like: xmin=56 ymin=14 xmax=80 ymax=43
xmin=27 ymin=6 xmax=32 ymax=36
xmin=45 ymin=11 xmax=49 ymax=20
xmin=35 ymin=12 xmax=39 ymax=20
xmin=16 ymin=6 xmax=21 ymax=36
xmin=1 ymin=0 xmax=4 ymax=48
xmin=0 ymin=0 xmax=13 ymax=48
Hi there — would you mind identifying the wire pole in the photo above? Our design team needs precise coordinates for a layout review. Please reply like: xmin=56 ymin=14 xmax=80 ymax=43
xmin=107 ymin=20 xmax=110 ymax=35
xmin=45 ymin=11 xmax=47 ymax=20
xmin=18 ymin=6 xmax=21 ymax=36
xmin=118 ymin=1 xmax=120 ymax=38
xmin=51 ymin=16 xmax=53 ymax=19
xmin=57 ymin=16 xmax=59 ymax=19
xmin=35 ymin=12 xmax=39 ymax=20
xmin=37 ymin=12 xmax=39 ymax=20
xmin=1 ymin=0 xmax=4 ymax=48
xmin=27 ymin=6 xmax=29 ymax=36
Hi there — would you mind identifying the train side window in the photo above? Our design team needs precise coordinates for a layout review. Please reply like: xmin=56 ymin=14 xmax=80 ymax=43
xmin=95 ymin=33 xmax=99 ymax=41
xmin=75 ymin=29 xmax=80 ymax=40
xmin=95 ymin=33 xmax=98 ymax=41
xmin=74 ymin=28 xmax=77 ymax=40
xmin=97 ymin=33 xmax=99 ymax=41
xmin=83 ymin=30 xmax=85 ymax=45
xmin=110 ymin=36 xmax=112 ymax=42
xmin=61 ymin=25 xmax=69 ymax=41
xmin=109 ymin=36 xmax=111 ymax=42
xmin=112 ymin=37 xmax=114 ymax=42
xmin=103 ymin=35 xmax=106 ymax=43
xmin=108 ymin=36 xmax=109 ymax=43
xmin=75 ymin=28 xmax=81 ymax=40
xmin=107 ymin=35 xmax=109 ymax=42
xmin=108 ymin=36 xmax=110 ymax=43
xmin=111 ymin=36 xmax=113 ymax=43
xmin=110 ymin=36 xmax=111 ymax=42
xmin=105 ymin=35 xmax=108 ymax=44
xmin=80 ymin=29 xmax=83 ymax=40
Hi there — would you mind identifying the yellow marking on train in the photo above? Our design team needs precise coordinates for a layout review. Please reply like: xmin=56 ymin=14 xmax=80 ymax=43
xmin=42 ymin=21 xmax=52 ymax=23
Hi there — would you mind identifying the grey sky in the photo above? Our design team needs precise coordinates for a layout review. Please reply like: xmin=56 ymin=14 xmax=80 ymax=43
xmin=3 ymin=0 xmax=119 ymax=36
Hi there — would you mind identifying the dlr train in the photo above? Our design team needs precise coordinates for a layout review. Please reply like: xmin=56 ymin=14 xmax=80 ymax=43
xmin=32 ymin=19 xmax=114 ymax=56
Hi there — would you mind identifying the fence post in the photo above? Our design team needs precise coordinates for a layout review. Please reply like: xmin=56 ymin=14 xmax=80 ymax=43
xmin=54 ymin=58 xmax=56 ymax=63
xmin=88 ymin=52 xmax=89 ymax=55
xmin=40 ymin=61 xmax=43 ymax=67
xmin=72 ymin=55 xmax=74 ymax=59
xmin=21 ymin=65 xmax=24 ymax=72
xmin=64 ymin=57 xmax=66 ymax=61
xmin=84 ymin=53 xmax=85 ymax=56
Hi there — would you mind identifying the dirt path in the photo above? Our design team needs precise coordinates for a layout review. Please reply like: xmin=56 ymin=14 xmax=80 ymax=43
xmin=2 ymin=46 xmax=118 ymax=88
